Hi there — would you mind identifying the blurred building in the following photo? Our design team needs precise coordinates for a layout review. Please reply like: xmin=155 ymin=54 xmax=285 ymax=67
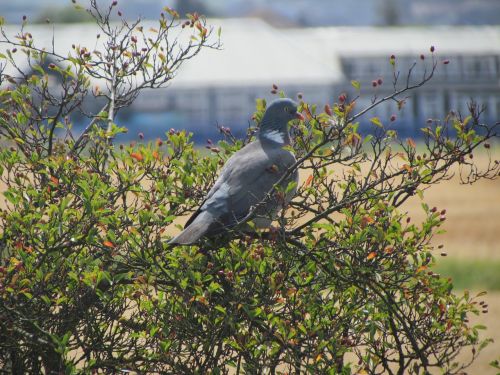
xmin=2 ymin=0 xmax=500 ymax=26
xmin=1 ymin=19 xmax=499 ymax=140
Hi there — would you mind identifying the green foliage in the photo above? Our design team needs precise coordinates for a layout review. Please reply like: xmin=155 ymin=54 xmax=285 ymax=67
xmin=0 ymin=2 xmax=499 ymax=374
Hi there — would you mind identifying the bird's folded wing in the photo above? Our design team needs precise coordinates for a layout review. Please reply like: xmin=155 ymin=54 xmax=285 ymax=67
xmin=184 ymin=141 xmax=296 ymax=230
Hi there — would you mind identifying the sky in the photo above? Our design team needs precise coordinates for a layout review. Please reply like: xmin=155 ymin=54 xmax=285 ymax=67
xmin=1 ymin=0 xmax=499 ymax=26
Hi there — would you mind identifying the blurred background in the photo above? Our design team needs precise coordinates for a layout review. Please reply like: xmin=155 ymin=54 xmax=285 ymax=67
xmin=1 ymin=0 xmax=499 ymax=142
xmin=1 ymin=0 xmax=499 ymax=372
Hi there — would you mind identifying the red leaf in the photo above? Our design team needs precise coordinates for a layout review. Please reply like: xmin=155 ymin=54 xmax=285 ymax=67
xmin=103 ymin=240 xmax=115 ymax=248
xmin=130 ymin=152 xmax=143 ymax=161
xmin=305 ymin=174 xmax=313 ymax=187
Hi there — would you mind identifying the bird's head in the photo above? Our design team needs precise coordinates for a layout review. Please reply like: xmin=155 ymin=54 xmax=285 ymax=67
xmin=259 ymin=98 xmax=304 ymax=144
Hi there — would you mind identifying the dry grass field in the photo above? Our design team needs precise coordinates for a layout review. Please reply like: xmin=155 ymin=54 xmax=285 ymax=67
xmin=1 ymin=147 xmax=498 ymax=373
xmin=400 ymin=152 xmax=500 ymax=374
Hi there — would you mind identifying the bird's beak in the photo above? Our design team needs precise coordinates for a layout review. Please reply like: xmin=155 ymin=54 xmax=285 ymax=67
xmin=295 ymin=112 xmax=305 ymax=121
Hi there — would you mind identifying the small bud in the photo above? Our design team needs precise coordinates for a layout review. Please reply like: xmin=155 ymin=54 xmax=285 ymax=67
xmin=440 ymin=252 xmax=447 ymax=256
xmin=438 ymin=244 xmax=444 ymax=249
xmin=156 ymin=138 xmax=163 ymax=146
xmin=272 ymin=83 xmax=278 ymax=90
xmin=426 ymin=118 xmax=433 ymax=124
xmin=372 ymin=80 xmax=378 ymax=87
xmin=297 ymin=92 xmax=303 ymax=99
xmin=138 ymin=132 xmax=144 ymax=140
xmin=271 ymin=89 xmax=277 ymax=94
xmin=440 ymin=209 xmax=446 ymax=215
xmin=420 ymin=54 xmax=425 ymax=60
xmin=324 ymin=104 xmax=332 ymax=116
xmin=119 ymin=144 xmax=124 ymax=149
xmin=131 ymin=36 xmax=137 ymax=43
xmin=45 ymin=18 xmax=50 ymax=23
xmin=112 ymin=0 xmax=117 ymax=5
xmin=118 ymin=10 xmax=122 ymax=16
xmin=484 ymin=143 xmax=490 ymax=149
xmin=390 ymin=54 xmax=395 ymax=60
xmin=430 ymin=46 xmax=435 ymax=53
xmin=48 ymin=63 xmax=56 ymax=69
xmin=169 ymin=128 xmax=175 ymax=135
xmin=22 ymin=15 xmax=27 ymax=21
xmin=443 ymin=59 xmax=450 ymax=65
xmin=406 ymin=217 xmax=411 ymax=223
xmin=390 ymin=114 xmax=396 ymax=122
xmin=12 ymin=48 xmax=17 ymax=53
xmin=338 ymin=93 xmax=346 ymax=103
xmin=377 ymin=78 xmax=383 ymax=85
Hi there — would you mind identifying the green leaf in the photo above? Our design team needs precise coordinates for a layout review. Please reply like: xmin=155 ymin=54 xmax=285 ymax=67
xmin=370 ymin=117 xmax=383 ymax=127
xmin=351 ymin=80 xmax=360 ymax=90
xmin=256 ymin=98 xmax=267 ymax=112
xmin=215 ymin=305 xmax=226 ymax=315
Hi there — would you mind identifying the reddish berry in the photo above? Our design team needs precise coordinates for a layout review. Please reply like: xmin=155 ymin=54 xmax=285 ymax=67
xmin=390 ymin=114 xmax=396 ymax=122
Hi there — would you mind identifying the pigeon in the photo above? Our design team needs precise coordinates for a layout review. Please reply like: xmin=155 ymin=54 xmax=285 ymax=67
xmin=168 ymin=98 xmax=303 ymax=245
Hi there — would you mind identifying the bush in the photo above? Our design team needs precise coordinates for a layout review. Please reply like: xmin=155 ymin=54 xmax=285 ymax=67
xmin=0 ymin=2 xmax=498 ymax=374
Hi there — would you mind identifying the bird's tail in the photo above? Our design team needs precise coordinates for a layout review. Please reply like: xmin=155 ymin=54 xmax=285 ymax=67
xmin=168 ymin=211 xmax=214 ymax=245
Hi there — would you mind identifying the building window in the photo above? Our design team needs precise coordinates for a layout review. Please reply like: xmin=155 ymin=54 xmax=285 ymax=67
xmin=462 ymin=56 xmax=496 ymax=80
xmin=419 ymin=92 xmax=444 ymax=120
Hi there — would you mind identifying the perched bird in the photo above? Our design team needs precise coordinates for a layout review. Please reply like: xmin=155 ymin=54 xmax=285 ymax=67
xmin=168 ymin=98 xmax=303 ymax=245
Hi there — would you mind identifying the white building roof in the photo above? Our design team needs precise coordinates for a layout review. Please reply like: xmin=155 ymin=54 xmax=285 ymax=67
xmin=0 ymin=18 xmax=343 ymax=89
xmin=172 ymin=18 xmax=343 ymax=87
xmin=1 ymin=20 xmax=499 ymax=89
xmin=287 ymin=25 xmax=500 ymax=57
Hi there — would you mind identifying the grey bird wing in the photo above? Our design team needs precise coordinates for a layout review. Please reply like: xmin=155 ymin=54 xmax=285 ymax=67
xmin=169 ymin=139 xmax=297 ymax=244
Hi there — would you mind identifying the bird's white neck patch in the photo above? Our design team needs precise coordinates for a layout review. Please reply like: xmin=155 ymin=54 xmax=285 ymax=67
xmin=261 ymin=130 xmax=286 ymax=144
